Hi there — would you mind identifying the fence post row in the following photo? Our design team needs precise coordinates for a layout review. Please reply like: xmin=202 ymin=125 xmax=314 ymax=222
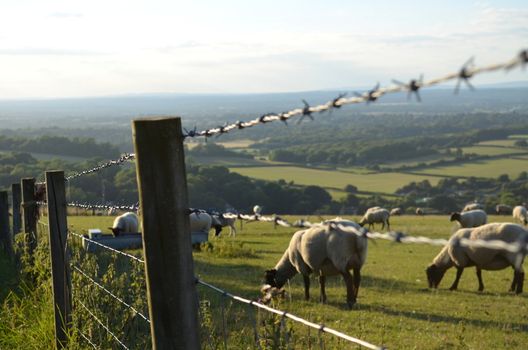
xmin=0 ymin=191 xmax=12 ymax=256
xmin=46 ymin=171 xmax=72 ymax=349
xmin=133 ymin=116 xmax=201 ymax=350
xmin=21 ymin=177 xmax=37 ymax=253
xmin=11 ymin=183 xmax=22 ymax=235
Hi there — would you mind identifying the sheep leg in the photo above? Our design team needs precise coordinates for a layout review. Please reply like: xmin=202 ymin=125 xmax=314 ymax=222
xmin=386 ymin=218 xmax=390 ymax=231
xmin=515 ymin=271 xmax=524 ymax=294
xmin=303 ymin=275 xmax=310 ymax=300
xmin=509 ymin=270 xmax=518 ymax=292
xmin=449 ymin=267 xmax=464 ymax=291
xmin=353 ymin=268 xmax=361 ymax=299
xmin=340 ymin=270 xmax=356 ymax=308
xmin=476 ymin=268 xmax=484 ymax=292
xmin=319 ymin=275 xmax=327 ymax=303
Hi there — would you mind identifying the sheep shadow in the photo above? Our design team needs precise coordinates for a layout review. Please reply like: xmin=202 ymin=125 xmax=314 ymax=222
xmin=362 ymin=303 xmax=528 ymax=333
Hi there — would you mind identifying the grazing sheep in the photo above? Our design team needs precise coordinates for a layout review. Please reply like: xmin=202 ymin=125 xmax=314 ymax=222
xmin=190 ymin=212 xmax=222 ymax=236
xmin=513 ymin=206 xmax=528 ymax=225
xmin=253 ymin=205 xmax=262 ymax=216
xmin=426 ymin=223 xmax=527 ymax=294
xmin=359 ymin=207 xmax=390 ymax=231
xmin=107 ymin=208 xmax=117 ymax=216
xmin=496 ymin=204 xmax=512 ymax=215
xmin=462 ymin=202 xmax=483 ymax=212
xmin=109 ymin=212 xmax=139 ymax=236
xmin=390 ymin=208 xmax=402 ymax=216
xmin=211 ymin=214 xmax=237 ymax=237
xmin=264 ymin=220 xmax=368 ymax=308
xmin=450 ymin=209 xmax=487 ymax=228
xmin=415 ymin=207 xmax=424 ymax=216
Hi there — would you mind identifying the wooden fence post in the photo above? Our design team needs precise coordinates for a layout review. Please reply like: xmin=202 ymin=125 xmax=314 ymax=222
xmin=21 ymin=178 xmax=37 ymax=253
xmin=11 ymin=183 xmax=22 ymax=235
xmin=0 ymin=191 xmax=12 ymax=256
xmin=133 ymin=117 xmax=200 ymax=349
xmin=46 ymin=170 xmax=72 ymax=349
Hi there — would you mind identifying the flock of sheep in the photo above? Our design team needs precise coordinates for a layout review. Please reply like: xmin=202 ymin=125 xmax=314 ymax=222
xmin=264 ymin=203 xmax=528 ymax=308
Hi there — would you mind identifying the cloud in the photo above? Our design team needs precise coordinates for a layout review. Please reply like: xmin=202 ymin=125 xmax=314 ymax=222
xmin=0 ymin=48 xmax=106 ymax=56
xmin=48 ymin=12 xmax=84 ymax=19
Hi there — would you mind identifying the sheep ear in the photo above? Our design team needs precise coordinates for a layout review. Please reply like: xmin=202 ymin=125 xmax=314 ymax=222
xmin=265 ymin=269 xmax=277 ymax=274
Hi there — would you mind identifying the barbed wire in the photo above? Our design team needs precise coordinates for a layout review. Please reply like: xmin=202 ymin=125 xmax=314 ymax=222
xmin=69 ymin=231 xmax=145 ymax=263
xmin=77 ymin=299 xmax=130 ymax=350
xmin=67 ymin=201 xmax=139 ymax=212
xmin=183 ymin=49 xmax=527 ymax=139
xmin=72 ymin=265 xmax=150 ymax=323
xmin=65 ymin=153 xmax=135 ymax=181
xmin=196 ymin=278 xmax=385 ymax=350
xmin=78 ymin=329 xmax=99 ymax=350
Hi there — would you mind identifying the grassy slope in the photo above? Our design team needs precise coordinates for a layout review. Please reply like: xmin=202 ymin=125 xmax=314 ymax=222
xmin=65 ymin=215 xmax=528 ymax=350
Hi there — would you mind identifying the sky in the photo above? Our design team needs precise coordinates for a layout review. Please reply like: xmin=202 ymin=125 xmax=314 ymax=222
xmin=0 ymin=0 xmax=526 ymax=99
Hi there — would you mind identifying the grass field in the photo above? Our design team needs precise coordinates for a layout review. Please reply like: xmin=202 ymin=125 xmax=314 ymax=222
xmin=477 ymin=140 xmax=519 ymax=147
xmin=460 ymin=146 xmax=527 ymax=156
xmin=418 ymin=158 xmax=528 ymax=179
xmin=59 ymin=215 xmax=528 ymax=350
xmin=230 ymin=166 xmax=441 ymax=195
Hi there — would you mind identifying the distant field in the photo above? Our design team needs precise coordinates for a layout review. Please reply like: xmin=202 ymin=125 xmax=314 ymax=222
xmin=460 ymin=146 xmax=527 ymax=156
xmin=508 ymin=134 xmax=528 ymax=139
xmin=477 ymin=139 xmax=518 ymax=147
xmin=0 ymin=150 xmax=86 ymax=162
xmin=419 ymin=158 xmax=528 ymax=178
xmin=230 ymin=166 xmax=441 ymax=194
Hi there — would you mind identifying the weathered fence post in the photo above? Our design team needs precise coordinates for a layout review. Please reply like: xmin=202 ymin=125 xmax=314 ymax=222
xmin=46 ymin=171 xmax=72 ymax=349
xmin=0 ymin=191 xmax=12 ymax=256
xmin=11 ymin=183 xmax=22 ymax=235
xmin=21 ymin=177 xmax=37 ymax=252
xmin=133 ymin=117 xmax=200 ymax=349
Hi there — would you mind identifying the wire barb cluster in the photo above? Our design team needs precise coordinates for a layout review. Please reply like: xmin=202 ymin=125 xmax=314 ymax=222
xmin=65 ymin=153 xmax=135 ymax=181
xmin=183 ymin=49 xmax=527 ymax=139
xmin=67 ymin=201 xmax=139 ymax=212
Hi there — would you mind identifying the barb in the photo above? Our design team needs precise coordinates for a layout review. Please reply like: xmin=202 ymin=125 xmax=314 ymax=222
xmin=69 ymin=231 xmax=145 ymax=263
xmin=66 ymin=153 xmax=135 ymax=181
xmin=183 ymin=49 xmax=526 ymax=138
xmin=67 ymin=201 xmax=139 ymax=212
xmin=196 ymin=278 xmax=384 ymax=350
xmin=77 ymin=299 xmax=130 ymax=350
xmin=73 ymin=265 xmax=150 ymax=323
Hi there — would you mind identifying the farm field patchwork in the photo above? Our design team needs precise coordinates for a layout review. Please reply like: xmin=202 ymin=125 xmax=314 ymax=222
xmin=64 ymin=215 xmax=528 ymax=350
xmin=229 ymin=166 xmax=441 ymax=195
xmin=418 ymin=157 xmax=528 ymax=178
xmin=460 ymin=146 xmax=528 ymax=156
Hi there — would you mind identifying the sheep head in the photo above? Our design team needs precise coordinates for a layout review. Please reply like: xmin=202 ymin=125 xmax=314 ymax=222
xmin=109 ymin=227 xmax=121 ymax=237
xmin=264 ymin=269 xmax=279 ymax=288
xmin=449 ymin=212 xmax=461 ymax=222
xmin=213 ymin=225 xmax=223 ymax=236
xmin=426 ymin=264 xmax=447 ymax=288
xmin=259 ymin=284 xmax=286 ymax=304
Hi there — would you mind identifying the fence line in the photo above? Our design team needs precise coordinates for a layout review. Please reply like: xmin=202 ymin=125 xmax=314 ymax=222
xmin=77 ymin=299 xmax=130 ymax=350
xmin=196 ymin=278 xmax=385 ymax=350
xmin=78 ymin=330 xmax=99 ymax=350
xmin=65 ymin=153 xmax=136 ymax=181
xmin=72 ymin=265 xmax=150 ymax=323
xmin=67 ymin=202 xmax=139 ymax=212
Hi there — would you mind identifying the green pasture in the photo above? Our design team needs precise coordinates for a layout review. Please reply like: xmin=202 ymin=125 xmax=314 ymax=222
xmin=418 ymin=157 xmax=528 ymax=179
xmin=477 ymin=139 xmax=518 ymax=147
xmin=230 ymin=166 xmax=441 ymax=195
xmin=460 ymin=146 xmax=527 ymax=156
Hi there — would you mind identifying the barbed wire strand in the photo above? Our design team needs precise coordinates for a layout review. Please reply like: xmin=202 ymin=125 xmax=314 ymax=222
xmin=67 ymin=201 xmax=139 ymax=212
xmin=183 ymin=49 xmax=527 ymax=139
xmin=69 ymin=231 xmax=145 ymax=263
xmin=72 ymin=265 xmax=150 ymax=323
xmin=77 ymin=299 xmax=130 ymax=350
xmin=65 ymin=153 xmax=136 ymax=181
xmin=196 ymin=278 xmax=385 ymax=350
xmin=78 ymin=329 xmax=99 ymax=350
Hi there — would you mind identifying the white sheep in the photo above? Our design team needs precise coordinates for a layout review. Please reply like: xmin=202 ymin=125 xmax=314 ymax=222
xmin=495 ymin=204 xmax=512 ymax=215
xmin=109 ymin=212 xmax=139 ymax=236
xmin=390 ymin=208 xmax=402 ymax=216
xmin=189 ymin=212 xmax=222 ymax=236
xmin=264 ymin=220 xmax=368 ymax=308
xmin=415 ymin=207 xmax=424 ymax=216
xmin=513 ymin=205 xmax=528 ymax=225
xmin=426 ymin=223 xmax=527 ymax=294
xmin=211 ymin=214 xmax=237 ymax=237
xmin=449 ymin=209 xmax=487 ymax=228
xmin=462 ymin=202 xmax=483 ymax=212
xmin=359 ymin=207 xmax=390 ymax=231
xmin=253 ymin=205 xmax=262 ymax=216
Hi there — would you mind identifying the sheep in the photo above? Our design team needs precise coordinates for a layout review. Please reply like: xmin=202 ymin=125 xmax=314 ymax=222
xmin=426 ymin=223 xmax=527 ymax=294
xmin=211 ymin=214 xmax=237 ymax=237
xmin=359 ymin=207 xmax=390 ymax=231
xmin=109 ymin=212 xmax=139 ymax=236
xmin=496 ymin=204 xmax=512 ymax=215
xmin=107 ymin=208 xmax=117 ymax=216
xmin=415 ymin=207 xmax=424 ymax=216
xmin=390 ymin=208 xmax=402 ymax=216
xmin=253 ymin=205 xmax=262 ymax=216
xmin=449 ymin=209 xmax=487 ymax=228
xmin=264 ymin=220 xmax=368 ymax=308
xmin=513 ymin=206 xmax=528 ymax=225
xmin=190 ymin=212 xmax=222 ymax=236
xmin=462 ymin=202 xmax=483 ymax=212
